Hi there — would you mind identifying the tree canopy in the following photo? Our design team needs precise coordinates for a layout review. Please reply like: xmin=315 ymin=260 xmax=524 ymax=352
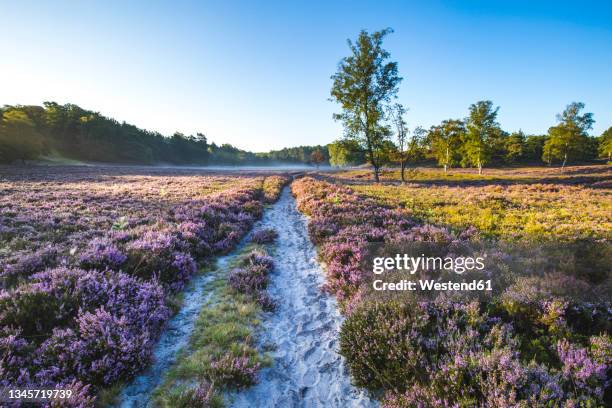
xmin=330 ymin=28 xmax=402 ymax=181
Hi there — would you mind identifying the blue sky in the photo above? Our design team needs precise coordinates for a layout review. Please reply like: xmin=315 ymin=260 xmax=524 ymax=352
xmin=1 ymin=1 xmax=610 ymax=152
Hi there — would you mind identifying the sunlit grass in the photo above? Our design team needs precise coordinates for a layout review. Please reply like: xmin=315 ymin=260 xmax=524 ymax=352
xmin=338 ymin=166 xmax=612 ymax=241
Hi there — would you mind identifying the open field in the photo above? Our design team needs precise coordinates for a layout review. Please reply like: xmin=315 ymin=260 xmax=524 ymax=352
xmin=338 ymin=166 xmax=612 ymax=241
xmin=292 ymin=165 xmax=611 ymax=407
xmin=0 ymin=164 xmax=610 ymax=407
xmin=0 ymin=165 xmax=288 ymax=404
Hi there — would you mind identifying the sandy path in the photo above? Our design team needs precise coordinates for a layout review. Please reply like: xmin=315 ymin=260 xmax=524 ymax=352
xmin=230 ymin=187 xmax=376 ymax=408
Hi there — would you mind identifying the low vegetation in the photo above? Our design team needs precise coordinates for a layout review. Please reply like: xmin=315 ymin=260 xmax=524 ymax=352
xmin=153 ymin=243 xmax=277 ymax=407
xmin=292 ymin=171 xmax=611 ymax=407
xmin=344 ymin=166 xmax=611 ymax=241
xmin=0 ymin=166 xmax=287 ymax=404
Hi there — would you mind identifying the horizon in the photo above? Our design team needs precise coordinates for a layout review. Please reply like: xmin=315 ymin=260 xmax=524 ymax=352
xmin=1 ymin=1 xmax=611 ymax=152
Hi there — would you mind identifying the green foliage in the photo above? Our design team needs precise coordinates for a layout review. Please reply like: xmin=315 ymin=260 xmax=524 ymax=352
xmin=523 ymin=134 xmax=547 ymax=163
xmin=462 ymin=100 xmax=502 ymax=174
xmin=543 ymin=102 xmax=595 ymax=167
xmin=340 ymin=301 xmax=422 ymax=391
xmin=261 ymin=145 xmax=329 ymax=165
xmin=598 ymin=126 xmax=612 ymax=160
xmin=505 ymin=130 xmax=525 ymax=163
xmin=0 ymin=103 xmax=209 ymax=164
xmin=328 ymin=139 xmax=364 ymax=167
xmin=426 ymin=119 xmax=465 ymax=172
xmin=330 ymin=28 xmax=402 ymax=181
xmin=0 ymin=107 xmax=45 ymax=163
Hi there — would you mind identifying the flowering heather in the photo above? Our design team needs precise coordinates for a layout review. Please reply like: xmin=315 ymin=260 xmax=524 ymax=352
xmin=0 ymin=166 xmax=288 ymax=401
xmin=262 ymin=175 xmax=289 ymax=203
xmin=228 ymin=249 xmax=276 ymax=311
xmin=250 ymin=228 xmax=278 ymax=244
xmin=292 ymin=176 xmax=611 ymax=406
xmin=209 ymin=354 xmax=260 ymax=389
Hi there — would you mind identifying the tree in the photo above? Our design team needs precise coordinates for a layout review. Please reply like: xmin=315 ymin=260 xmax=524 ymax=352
xmin=328 ymin=139 xmax=364 ymax=167
xmin=0 ymin=108 xmax=44 ymax=163
xmin=598 ymin=126 xmax=611 ymax=161
xmin=330 ymin=28 xmax=402 ymax=182
xmin=463 ymin=100 xmax=501 ymax=174
xmin=388 ymin=103 xmax=410 ymax=181
xmin=523 ymin=135 xmax=546 ymax=163
xmin=543 ymin=102 xmax=594 ymax=168
xmin=427 ymin=119 xmax=465 ymax=173
xmin=505 ymin=130 xmax=525 ymax=164
xmin=407 ymin=126 xmax=426 ymax=165
xmin=310 ymin=149 xmax=325 ymax=168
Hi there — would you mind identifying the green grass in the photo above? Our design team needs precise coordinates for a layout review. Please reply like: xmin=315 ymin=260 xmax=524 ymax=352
xmin=339 ymin=166 xmax=611 ymax=241
xmin=152 ymin=244 xmax=271 ymax=408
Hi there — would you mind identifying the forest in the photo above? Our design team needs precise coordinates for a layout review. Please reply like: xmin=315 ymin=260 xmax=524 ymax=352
xmin=2 ymin=101 xmax=609 ymax=170
xmin=0 ymin=102 xmax=329 ymax=166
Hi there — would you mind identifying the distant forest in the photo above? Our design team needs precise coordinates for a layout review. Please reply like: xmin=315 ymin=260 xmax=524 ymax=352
xmin=1 ymin=102 xmax=609 ymax=168
xmin=0 ymin=102 xmax=330 ymax=166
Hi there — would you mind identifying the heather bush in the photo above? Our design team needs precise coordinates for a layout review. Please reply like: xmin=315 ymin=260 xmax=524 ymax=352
xmin=344 ymin=297 xmax=610 ymax=407
xmin=228 ymin=249 xmax=275 ymax=310
xmin=228 ymin=266 xmax=268 ymax=293
xmin=0 ymin=286 xmax=69 ymax=338
xmin=255 ymin=291 xmax=277 ymax=312
xmin=176 ymin=221 xmax=213 ymax=258
xmin=250 ymin=228 xmax=278 ymax=244
xmin=48 ymin=380 xmax=96 ymax=408
xmin=1 ymin=267 xmax=169 ymax=389
xmin=292 ymin=177 xmax=611 ymax=406
xmin=0 ymin=328 xmax=34 ymax=387
xmin=0 ymin=168 xmax=289 ymax=399
xmin=1 ymin=245 xmax=59 ymax=287
xmin=262 ymin=175 xmax=288 ymax=203
xmin=242 ymin=250 xmax=274 ymax=270
xmin=208 ymin=354 xmax=260 ymax=389
xmin=78 ymin=238 xmax=127 ymax=271
xmin=126 ymin=231 xmax=196 ymax=291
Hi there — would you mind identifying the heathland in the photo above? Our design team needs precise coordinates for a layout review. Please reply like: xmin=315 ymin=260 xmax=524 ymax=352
xmin=1 ymin=164 xmax=609 ymax=407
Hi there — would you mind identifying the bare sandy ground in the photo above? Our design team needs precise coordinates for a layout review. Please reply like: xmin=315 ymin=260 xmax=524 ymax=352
xmin=116 ymin=186 xmax=376 ymax=407
xmin=229 ymin=187 xmax=377 ymax=408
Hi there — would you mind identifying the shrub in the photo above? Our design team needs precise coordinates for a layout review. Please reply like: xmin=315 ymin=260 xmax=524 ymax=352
xmin=126 ymin=231 xmax=196 ymax=291
xmin=1 ymin=245 xmax=59 ymax=287
xmin=262 ymin=176 xmax=288 ymax=203
xmin=0 ymin=286 xmax=68 ymax=338
xmin=78 ymin=238 xmax=127 ymax=271
xmin=227 ymin=249 xmax=275 ymax=311
xmin=208 ymin=355 xmax=259 ymax=389
xmin=250 ymin=228 xmax=278 ymax=244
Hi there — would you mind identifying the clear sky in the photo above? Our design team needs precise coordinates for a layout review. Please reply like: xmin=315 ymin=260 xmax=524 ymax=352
xmin=1 ymin=1 xmax=610 ymax=152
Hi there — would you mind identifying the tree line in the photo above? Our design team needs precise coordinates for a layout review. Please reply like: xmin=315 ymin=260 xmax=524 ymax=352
xmin=328 ymin=29 xmax=611 ymax=181
xmin=0 ymin=102 xmax=329 ymax=166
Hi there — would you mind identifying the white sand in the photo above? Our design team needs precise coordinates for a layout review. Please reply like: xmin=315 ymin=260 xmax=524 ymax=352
xmin=230 ymin=187 xmax=377 ymax=407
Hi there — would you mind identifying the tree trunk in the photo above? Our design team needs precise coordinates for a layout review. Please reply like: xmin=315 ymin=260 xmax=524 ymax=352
xmin=373 ymin=166 xmax=380 ymax=182
xmin=445 ymin=147 xmax=449 ymax=174
xmin=400 ymin=161 xmax=406 ymax=182
xmin=562 ymin=152 xmax=567 ymax=168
